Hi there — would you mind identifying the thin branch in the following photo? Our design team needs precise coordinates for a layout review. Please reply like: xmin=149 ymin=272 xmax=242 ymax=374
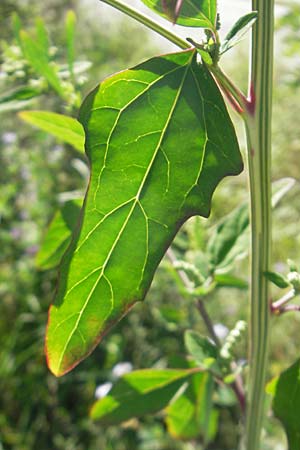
xmin=195 ymin=300 xmax=221 ymax=347
xmin=99 ymin=0 xmax=191 ymax=50
xmin=275 ymin=303 xmax=300 ymax=315
xmin=271 ymin=289 xmax=295 ymax=312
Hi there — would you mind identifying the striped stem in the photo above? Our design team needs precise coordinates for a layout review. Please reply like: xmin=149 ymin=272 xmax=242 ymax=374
xmin=242 ymin=1 xmax=274 ymax=449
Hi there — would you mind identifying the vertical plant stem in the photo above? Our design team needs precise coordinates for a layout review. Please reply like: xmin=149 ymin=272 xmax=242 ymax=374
xmin=243 ymin=1 xmax=274 ymax=449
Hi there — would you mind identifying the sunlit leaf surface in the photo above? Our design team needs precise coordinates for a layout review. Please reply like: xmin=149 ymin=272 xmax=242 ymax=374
xmin=46 ymin=49 xmax=242 ymax=376
xmin=141 ymin=0 xmax=217 ymax=28
xmin=19 ymin=111 xmax=85 ymax=152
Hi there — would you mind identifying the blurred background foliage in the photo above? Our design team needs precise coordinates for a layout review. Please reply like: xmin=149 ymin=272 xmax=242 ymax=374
xmin=0 ymin=1 xmax=299 ymax=449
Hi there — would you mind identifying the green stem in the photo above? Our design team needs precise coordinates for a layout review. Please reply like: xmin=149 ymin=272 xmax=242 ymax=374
xmin=210 ymin=65 xmax=247 ymax=115
xmin=99 ymin=0 xmax=190 ymax=49
xmin=243 ymin=1 xmax=274 ymax=449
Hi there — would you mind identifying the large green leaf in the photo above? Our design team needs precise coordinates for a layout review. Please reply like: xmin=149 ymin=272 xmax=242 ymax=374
xmin=36 ymin=200 xmax=82 ymax=270
xmin=19 ymin=111 xmax=85 ymax=152
xmin=141 ymin=0 xmax=217 ymax=29
xmin=46 ymin=49 xmax=242 ymax=376
xmin=267 ymin=359 xmax=300 ymax=450
xmin=90 ymin=368 xmax=196 ymax=424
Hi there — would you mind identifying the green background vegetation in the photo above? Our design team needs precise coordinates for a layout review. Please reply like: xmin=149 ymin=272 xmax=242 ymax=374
xmin=0 ymin=1 xmax=299 ymax=448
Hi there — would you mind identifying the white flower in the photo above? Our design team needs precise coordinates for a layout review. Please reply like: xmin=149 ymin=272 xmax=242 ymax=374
xmin=2 ymin=132 xmax=17 ymax=145
xmin=213 ymin=323 xmax=229 ymax=340
xmin=95 ymin=382 xmax=113 ymax=399
xmin=112 ymin=362 xmax=133 ymax=378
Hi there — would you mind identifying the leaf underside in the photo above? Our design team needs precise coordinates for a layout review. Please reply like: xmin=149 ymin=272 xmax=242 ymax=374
xmin=46 ymin=49 xmax=242 ymax=376
xmin=36 ymin=200 xmax=82 ymax=270
xmin=141 ymin=0 xmax=216 ymax=28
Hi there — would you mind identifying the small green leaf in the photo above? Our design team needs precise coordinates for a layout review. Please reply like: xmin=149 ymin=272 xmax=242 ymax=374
xmin=184 ymin=330 xmax=220 ymax=373
xmin=198 ymin=49 xmax=213 ymax=65
xmin=90 ymin=368 xmax=195 ymax=424
xmin=207 ymin=203 xmax=249 ymax=270
xmin=19 ymin=111 xmax=85 ymax=152
xmin=36 ymin=200 xmax=82 ymax=270
xmin=141 ymin=0 xmax=217 ymax=29
xmin=214 ymin=273 xmax=248 ymax=289
xmin=11 ymin=13 xmax=22 ymax=46
xmin=264 ymin=271 xmax=290 ymax=289
xmin=19 ymin=30 xmax=63 ymax=96
xmin=271 ymin=177 xmax=295 ymax=208
xmin=215 ymin=384 xmax=237 ymax=406
xmin=35 ymin=17 xmax=50 ymax=55
xmin=207 ymin=178 xmax=295 ymax=272
xmin=221 ymin=12 xmax=258 ymax=54
xmin=46 ymin=49 xmax=242 ymax=376
xmin=0 ymin=100 xmax=34 ymax=114
xmin=66 ymin=10 xmax=76 ymax=77
xmin=0 ymin=86 xmax=41 ymax=104
xmin=166 ymin=371 xmax=215 ymax=441
xmin=267 ymin=359 xmax=300 ymax=450
xmin=287 ymin=259 xmax=298 ymax=273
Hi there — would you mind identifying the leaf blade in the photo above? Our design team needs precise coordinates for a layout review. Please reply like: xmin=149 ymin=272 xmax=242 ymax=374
xmin=166 ymin=371 xmax=215 ymax=441
xmin=221 ymin=12 xmax=257 ymax=54
xmin=19 ymin=111 xmax=85 ymax=152
xmin=36 ymin=200 xmax=82 ymax=270
xmin=46 ymin=49 xmax=242 ymax=376
xmin=66 ymin=10 xmax=76 ymax=77
xmin=19 ymin=30 xmax=63 ymax=96
xmin=90 ymin=368 xmax=195 ymax=424
xmin=267 ymin=359 xmax=300 ymax=449
xmin=141 ymin=0 xmax=217 ymax=28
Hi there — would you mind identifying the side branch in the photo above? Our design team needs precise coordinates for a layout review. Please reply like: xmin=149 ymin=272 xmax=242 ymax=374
xmin=99 ymin=0 xmax=191 ymax=50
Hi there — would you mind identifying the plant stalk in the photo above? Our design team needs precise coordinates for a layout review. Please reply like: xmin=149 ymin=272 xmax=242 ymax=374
xmin=99 ymin=0 xmax=190 ymax=49
xmin=242 ymin=1 xmax=274 ymax=449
